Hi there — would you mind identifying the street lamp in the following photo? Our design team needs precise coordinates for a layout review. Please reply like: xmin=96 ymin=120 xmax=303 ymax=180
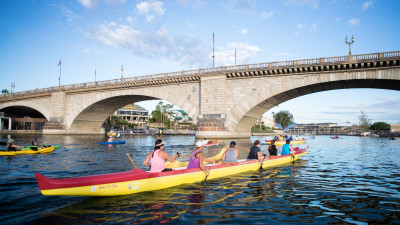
xmin=121 ymin=65 xmax=124 ymax=79
xmin=345 ymin=35 xmax=354 ymax=55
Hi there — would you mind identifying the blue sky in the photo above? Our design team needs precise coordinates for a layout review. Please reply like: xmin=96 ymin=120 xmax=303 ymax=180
xmin=0 ymin=0 xmax=399 ymax=125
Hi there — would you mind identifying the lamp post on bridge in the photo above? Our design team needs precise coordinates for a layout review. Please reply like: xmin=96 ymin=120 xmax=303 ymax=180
xmin=345 ymin=35 xmax=354 ymax=55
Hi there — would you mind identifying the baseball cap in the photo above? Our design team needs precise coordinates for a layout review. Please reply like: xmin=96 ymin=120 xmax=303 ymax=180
xmin=230 ymin=141 xmax=236 ymax=146
xmin=196 ymin=140 xmax=204 ymax=147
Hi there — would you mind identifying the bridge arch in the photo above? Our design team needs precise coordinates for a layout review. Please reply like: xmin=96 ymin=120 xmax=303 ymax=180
xmin=0 ymin=102 xmax=50 ymax=120
xmin=230 ymin=71 xmax=400 ymax=134
xmin=65 ymin=86 xmax=198 ymax=133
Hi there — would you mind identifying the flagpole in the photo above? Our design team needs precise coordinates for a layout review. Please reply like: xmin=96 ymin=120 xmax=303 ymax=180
xmin=58 ymin=60 xmax=61 ymax=88
xmin=95 ymin=69 xmax=96 ymax=82
xmin=235 ymin=48 xmax=236 ymax=66
xmin=212 ymin=32 xmax=215 ymax=68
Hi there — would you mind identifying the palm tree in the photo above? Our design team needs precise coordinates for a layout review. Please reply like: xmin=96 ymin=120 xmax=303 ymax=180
xmin=2 ymin=89 xmax=9 ymax=94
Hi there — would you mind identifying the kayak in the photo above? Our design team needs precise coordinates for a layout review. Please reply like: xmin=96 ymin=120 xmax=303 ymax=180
xmin=22 ymin=145 xmax=61 ymax=150
xmin=35 ymin=146 xmax=308 ymax=196
xmin=204 ymin=142 xmax=219 ymax=147
xmin=98 ymin=140 xmax=126 ymax=145
xmin=0 ymin=146 xmax=56 ymax=156
xmin=265 ymin=139 xmax=307 ymax=146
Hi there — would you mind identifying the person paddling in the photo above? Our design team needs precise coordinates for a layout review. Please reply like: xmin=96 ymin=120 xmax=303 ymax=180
xmin=246 ymin=140 xmax=263 ymax=164
xmin=7 ymin=139 xmax=22 ymax=151
xmin=187 ymin=141 xmax=214 ymax=176
xmin=143 ymin=139 xmax=180 ymax=172
xmin=268 ymin=139 xmax=278 ymax=156
xmin=221 ymin=141 xmax=239 ymax=163
xmin=281 ymin=139 xmax=293 ymax=156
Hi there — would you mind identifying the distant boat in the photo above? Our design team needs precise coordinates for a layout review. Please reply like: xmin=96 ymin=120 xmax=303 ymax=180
xmin=98 ymin=140 xmax=126 ymax=145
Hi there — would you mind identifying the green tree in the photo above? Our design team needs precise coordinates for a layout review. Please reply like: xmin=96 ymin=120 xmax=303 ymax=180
xmin=370 ymin=122 xmax=390 ymax=131
xmin=358 ymin=111 xmax=372 ymax=131
xmin=150 ymin=102 xmax=174 ymax=126
xmin=272 ymin=110 xmax=294 ymax=131
xmin=1 ymin=89 xmax=9 ymax=94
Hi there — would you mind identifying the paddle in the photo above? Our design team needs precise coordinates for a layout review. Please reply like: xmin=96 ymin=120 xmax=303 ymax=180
xmin=260 ymin=151 xmax=267 ymax=170
xmin=236 ymin=145 xmax=250 ymax=152
xmin=204 ymin=163 xmax=214 ymax=182
xmin=126 ymin=154 xmax=138 ymax=169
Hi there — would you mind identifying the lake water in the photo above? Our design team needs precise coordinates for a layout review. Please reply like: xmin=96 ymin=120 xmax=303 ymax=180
xmin=0 ymin=134 xmax=399 ymax=224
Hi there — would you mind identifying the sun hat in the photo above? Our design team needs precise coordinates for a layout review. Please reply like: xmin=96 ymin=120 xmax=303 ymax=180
xmin=8 ymin=139 xmax=14 ymax=143
xmin=196 ymin=140 xmax=204 ymax=147
xmin=156 ymin=141 xmax=165 ymax=146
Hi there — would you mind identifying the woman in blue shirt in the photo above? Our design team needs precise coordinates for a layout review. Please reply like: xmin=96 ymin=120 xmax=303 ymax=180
xmin=281 ymin=139 xmax=293 ymax=156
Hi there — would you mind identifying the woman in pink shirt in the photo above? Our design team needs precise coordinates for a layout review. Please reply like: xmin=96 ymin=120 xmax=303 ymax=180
xmin=143 ymin=139 xmax=180 ymax=172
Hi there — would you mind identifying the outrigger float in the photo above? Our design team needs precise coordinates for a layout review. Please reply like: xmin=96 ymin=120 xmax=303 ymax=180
xmin=265 ymin=139 xmax=307 ymax=146
xmin=35 ymin=146 xmax=308 ymax=196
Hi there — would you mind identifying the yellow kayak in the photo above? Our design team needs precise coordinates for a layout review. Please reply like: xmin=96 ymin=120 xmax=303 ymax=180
xmin=0 ymin=146 xmax=56 ymax=156
xmin=265 ymin=139 xmax=307 ymax=146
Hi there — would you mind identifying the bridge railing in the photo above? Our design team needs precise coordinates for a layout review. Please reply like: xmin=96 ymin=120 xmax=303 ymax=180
xmin=1 ymin=50 xmax=399 ymax=100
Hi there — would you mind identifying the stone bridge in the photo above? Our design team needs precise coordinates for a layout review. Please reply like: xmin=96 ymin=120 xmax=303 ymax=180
xmin=1 ymin=51 xmax=399 ymax=138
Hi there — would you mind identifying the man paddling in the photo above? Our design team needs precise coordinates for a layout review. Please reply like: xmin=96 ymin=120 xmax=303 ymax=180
xmin=221 ymin=141 xmax=239 ymax=163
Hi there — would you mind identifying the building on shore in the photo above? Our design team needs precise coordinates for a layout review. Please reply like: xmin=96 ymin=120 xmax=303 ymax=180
xmin=113 ymin=104 xmax=148 ymax=126
xmin=288 ymin=123 xmax=340 ymax=134
xmin=171 ymin=109 xmax=193 ymax=123
xmin=0 ymin=112 xmax=11 ymax=130
xmin=390 ymin=124 xmax=400 ymax=133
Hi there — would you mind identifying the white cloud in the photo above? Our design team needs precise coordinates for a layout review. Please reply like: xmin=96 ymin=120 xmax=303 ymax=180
xmin=260 ymin=11 xmax=274 ymax=18
xmin=362 ymin=1 xmax=373 ymax=11
xmin=224 ymin=0 xmax=256 ymax=13
xmin=297 ymin=22 xmax=317 ymax=31
xmin=78 ymin=0 xmax=97 ymax=9
xmin=136 ymin=0 xmax=165 ymax=22
xmin=349 ymin=18 xmax=360 ymax=26
xmin=297 ymin=23 xmax=305 ymax=29
xmin=86 ymin=22 xmax=211 ymax=68
xmin=282 ymin=0 xmax=319 ymax=9
xmin=216 ymin=42 xmax=261 ymax=65
xmin=177 ymin=0 xmax=207 ymax=8
xmin=241 ymin=29 xmax=248 ymax=34
xmin=60 ymin=5 xmax=79 ymax=24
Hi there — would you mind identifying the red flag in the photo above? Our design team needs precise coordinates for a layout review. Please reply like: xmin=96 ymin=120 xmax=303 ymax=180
xmin=58 ymin=60 xmax=61 ymax=66
xmin=213 ymin=32 xmax=215 ymax=42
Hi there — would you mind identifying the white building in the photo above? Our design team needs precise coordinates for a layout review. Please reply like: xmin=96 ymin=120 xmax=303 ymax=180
xmin=113 ymin=104 xmax=148 ymax=125
xmin=171 ymin=109 xmax=193 ymax=123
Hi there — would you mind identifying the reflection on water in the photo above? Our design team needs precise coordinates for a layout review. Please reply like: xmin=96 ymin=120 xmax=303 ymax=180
xmin=0 ymin=134 xmax=399 ymax=224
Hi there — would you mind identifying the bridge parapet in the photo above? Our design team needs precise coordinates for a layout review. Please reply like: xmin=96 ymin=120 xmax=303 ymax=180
xmin=1 ymin=51 xmax=399 ymax=101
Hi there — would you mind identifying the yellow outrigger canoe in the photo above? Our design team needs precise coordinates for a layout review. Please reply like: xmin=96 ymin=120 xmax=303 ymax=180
xmin=35 ymin=146 xmax=308 ymax=196
xmin=0 ymin=146 xmax=56 ymax=156
xmin=265 ymin=139 xmax=307 ymax=146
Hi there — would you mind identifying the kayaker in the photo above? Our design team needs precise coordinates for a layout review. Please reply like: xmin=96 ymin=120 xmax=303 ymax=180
xmin=278 ymin=135 xmax=283 ymax=141
xmin=187 ymin=141 xmax=214 ymax=176
xmin=32 ymin=137 xmax=38 ymax=146
xmin=267 ymin=140 xmax=278 ymax=156
xmin=281 ymin=139 xmax=293 ymax=156
xmin=143 ymin=139 xmax=180 ymax=172
xmin=221 ymin=141 xmax=239 ymax=163
xmin=289 ymin=136 xmax=293 ymax=141
xmin=246 ymin=140 xmax=263 ymax=163
xmin=7 ymin=139 xmax=22 ymax=151
xmin=108 ymin=136 xmax=114 ymax=142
